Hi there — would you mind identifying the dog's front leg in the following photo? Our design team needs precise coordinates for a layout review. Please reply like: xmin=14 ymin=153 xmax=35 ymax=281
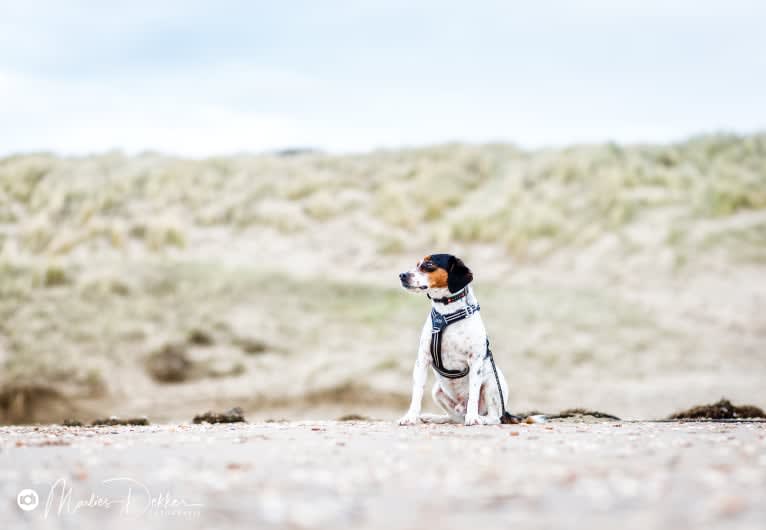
xmin=464 ymin=357 xmax=483 ymax=426
xmin=398 ymin=347 xmax=430 ymax=426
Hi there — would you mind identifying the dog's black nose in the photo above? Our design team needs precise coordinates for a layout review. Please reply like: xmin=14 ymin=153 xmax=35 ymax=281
xmin=399 ymin=272 xmax=407 ymax=281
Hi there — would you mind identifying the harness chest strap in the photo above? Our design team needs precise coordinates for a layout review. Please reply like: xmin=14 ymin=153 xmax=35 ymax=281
xmin=429 ymin=303 xmax=479 ymax=379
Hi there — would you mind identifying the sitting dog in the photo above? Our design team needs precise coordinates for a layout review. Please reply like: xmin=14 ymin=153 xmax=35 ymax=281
xmin=398 ymin=253 xmax=524 ymax=426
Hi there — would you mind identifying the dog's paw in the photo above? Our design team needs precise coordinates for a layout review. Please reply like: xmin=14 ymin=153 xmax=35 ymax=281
xmin=398 ymin=414 xmax=422 ymax=426
xmin=464 ymin=414 xmax=482 ymax=426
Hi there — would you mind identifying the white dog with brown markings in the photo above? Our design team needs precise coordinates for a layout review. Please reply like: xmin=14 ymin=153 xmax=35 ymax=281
xmin=398 ymin=254 xmax=539 ymax=426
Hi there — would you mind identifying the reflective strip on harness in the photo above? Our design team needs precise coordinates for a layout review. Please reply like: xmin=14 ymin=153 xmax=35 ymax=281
xmin=429 ymin=303 xmax=480 ymax=379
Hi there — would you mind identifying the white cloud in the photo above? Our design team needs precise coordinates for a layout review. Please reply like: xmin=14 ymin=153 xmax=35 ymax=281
xmin=1 ymin=1 xmax=765 ymax=156
xmin=0 ymin=67 xmax=343 ymax=156
xmin=1 ymin=62 xmax=763 ymax=157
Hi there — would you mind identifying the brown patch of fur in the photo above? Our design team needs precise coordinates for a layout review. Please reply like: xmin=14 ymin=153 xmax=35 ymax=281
xmin=427 ymin=268 xmax=448 ymax=288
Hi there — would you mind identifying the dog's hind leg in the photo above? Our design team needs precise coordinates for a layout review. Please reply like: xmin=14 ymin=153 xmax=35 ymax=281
xmin=424 ymin=383 xmax=463 ymax=424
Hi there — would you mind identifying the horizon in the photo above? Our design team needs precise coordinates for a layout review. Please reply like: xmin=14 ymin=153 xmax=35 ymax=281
xmin=2 ymin=131 xmax=764 ymax=161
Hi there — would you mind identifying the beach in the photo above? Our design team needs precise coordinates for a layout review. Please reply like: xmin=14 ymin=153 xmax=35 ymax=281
xmin=2 ymin=420 xmax=765 ymax=530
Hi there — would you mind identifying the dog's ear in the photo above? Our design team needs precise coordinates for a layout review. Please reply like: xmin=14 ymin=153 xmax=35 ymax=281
xmin=447 ymin=256 xmax=473 ymax=293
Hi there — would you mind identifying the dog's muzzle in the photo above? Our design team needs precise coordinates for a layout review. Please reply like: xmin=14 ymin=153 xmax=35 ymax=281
xmin=399 ymin=272 xmax=426 ymax=290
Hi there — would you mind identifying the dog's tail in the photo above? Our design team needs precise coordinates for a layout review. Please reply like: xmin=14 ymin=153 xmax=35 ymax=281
xmin=501 ymin=412 xmax=547 ymax=424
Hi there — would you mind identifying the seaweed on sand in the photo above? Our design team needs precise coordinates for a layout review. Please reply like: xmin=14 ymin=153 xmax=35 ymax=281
xmin=193 ymin=407 xmax=246 ymax=424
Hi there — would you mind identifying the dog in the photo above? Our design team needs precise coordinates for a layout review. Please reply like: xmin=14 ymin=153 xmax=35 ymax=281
xmin=398 ymin=253 xmax=525 ymax=426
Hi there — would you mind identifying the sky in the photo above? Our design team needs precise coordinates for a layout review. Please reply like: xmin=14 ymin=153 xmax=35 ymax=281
xmin=1 ymin=0 xmax=765 ymax=157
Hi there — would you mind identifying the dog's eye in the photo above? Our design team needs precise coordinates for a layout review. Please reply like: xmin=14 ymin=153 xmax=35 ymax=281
xmin=419 ymin=262 xmax=436 ymax=272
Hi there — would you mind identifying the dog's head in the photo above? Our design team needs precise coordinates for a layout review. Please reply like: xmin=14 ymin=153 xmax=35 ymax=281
xmin=398 ymin=253 xmax=473 ymax=295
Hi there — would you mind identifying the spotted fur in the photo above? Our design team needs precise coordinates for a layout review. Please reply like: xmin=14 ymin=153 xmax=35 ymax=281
xmin=397 ymin=254 xmax=512 ymax=426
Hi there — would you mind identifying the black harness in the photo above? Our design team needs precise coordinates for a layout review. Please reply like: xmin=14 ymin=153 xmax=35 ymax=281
xmin=429 ymin=301 xmax=479 ymax=379
xmin=429 ymin=289 xmax=517 ymax=422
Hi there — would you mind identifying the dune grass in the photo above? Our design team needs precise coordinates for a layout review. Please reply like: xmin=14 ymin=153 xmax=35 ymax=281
xmin=2 ymin=135 xmax=764 ymax=263
xmin=1 ymin=135 xmax=765 ymax=422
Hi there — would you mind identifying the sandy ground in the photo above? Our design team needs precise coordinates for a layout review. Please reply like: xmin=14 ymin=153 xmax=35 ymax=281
xmin=2 ymin=421 xmax=765 ymax=530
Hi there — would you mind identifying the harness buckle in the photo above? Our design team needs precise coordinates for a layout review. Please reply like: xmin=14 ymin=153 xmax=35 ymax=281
xmin=431 ymin=311 xmax=447 ymax=330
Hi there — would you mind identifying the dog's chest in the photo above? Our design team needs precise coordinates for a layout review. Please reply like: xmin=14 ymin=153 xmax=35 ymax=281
xmin=435 ymin=316 xmax=484 ymax=371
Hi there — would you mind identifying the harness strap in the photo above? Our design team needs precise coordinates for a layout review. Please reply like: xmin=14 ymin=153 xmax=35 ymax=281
xmin=429 ymin=303 xmax=479 ymax=379
xmin=486 ymin=339 xmax=509 ymax=419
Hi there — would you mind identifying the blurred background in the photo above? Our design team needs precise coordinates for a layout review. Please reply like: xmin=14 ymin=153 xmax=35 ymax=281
xmin=1 ymin=1 xmax=764 ymax=424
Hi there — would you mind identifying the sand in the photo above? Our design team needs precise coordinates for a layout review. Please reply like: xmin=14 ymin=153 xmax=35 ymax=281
xmin=2 ymin=420 xmax=765 ymax=530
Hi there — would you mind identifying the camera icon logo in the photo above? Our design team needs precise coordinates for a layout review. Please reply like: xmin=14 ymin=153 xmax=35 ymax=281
xmin=17 ymin=489 xmax=39 ymax=511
